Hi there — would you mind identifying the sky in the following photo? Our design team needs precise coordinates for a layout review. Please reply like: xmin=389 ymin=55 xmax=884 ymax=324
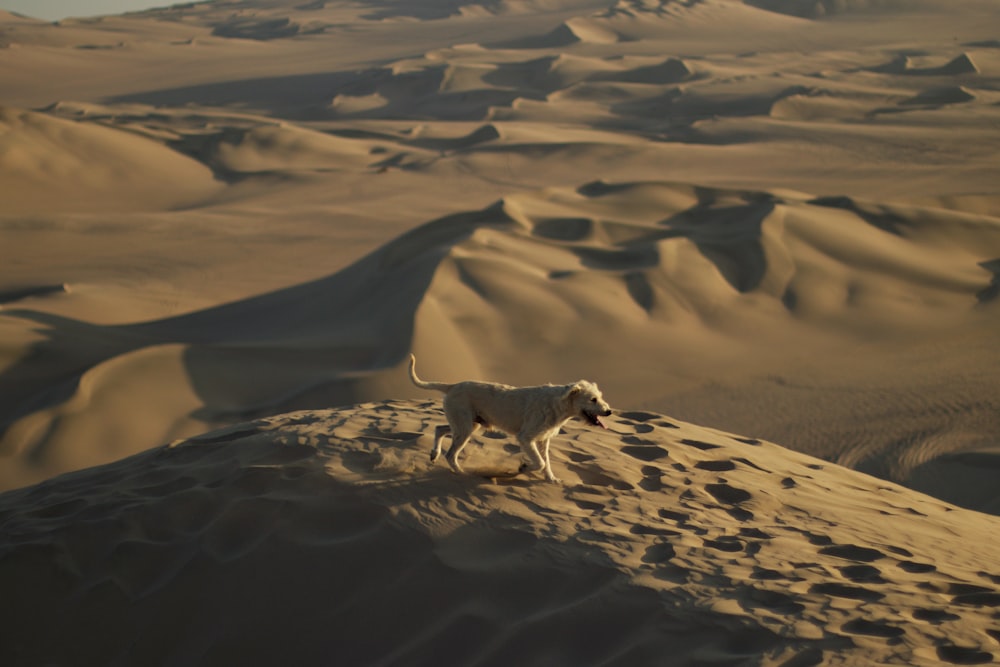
xmin=0 ymin=1 xmax=180 ymax=21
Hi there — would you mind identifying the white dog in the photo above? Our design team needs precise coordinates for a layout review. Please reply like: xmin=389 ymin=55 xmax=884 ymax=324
xmin=408 ymin=355 xmax=613 ymax=482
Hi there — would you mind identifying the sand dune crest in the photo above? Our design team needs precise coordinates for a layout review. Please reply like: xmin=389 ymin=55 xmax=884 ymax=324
xmin=3 ymin=179 xmax=998 ymax=500
xmin=0 ymin=106 xmax=220 ymax=213
xmin=872 ymin=51 xmax=981 ymax=76
xmin=2 ymin=400 xmax=999 ymax=665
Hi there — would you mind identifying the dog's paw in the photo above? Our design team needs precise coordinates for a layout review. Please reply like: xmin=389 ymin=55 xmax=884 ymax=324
xmin=521 ymin=460 xmax=544 ymax=473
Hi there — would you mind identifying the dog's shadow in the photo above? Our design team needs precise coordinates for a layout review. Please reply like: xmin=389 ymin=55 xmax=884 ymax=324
xmin=320 ymin=427 xmax=541 ymax=492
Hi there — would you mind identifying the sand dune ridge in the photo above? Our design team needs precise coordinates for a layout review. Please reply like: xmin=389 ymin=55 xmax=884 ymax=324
xmin=3 ymin=400 xmax=1000 ymax=665
xmin=3 ymin=179 xmax=998 ymax=504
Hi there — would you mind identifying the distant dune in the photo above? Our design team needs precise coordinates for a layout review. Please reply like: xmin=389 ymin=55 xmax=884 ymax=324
xmin=2 ymin=178 xmax=998 ymax=511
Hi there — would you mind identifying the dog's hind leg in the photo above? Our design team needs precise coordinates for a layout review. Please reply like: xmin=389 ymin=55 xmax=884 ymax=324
xmin=445 ymin=423 xmax=478 ymax=474
xmin=431 ymin=424 xmax=451 ymax=462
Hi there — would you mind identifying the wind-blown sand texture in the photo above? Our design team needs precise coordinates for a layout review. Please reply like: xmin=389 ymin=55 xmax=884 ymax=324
xmin=4 ymin=401 xmax=1000 ymax=665
xmin=2 ymin=0 xmax=1000 ymax=662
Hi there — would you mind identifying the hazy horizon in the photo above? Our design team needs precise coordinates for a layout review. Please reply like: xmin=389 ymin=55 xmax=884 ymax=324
xmin=0 ymin=0 xmax=178 ymax=21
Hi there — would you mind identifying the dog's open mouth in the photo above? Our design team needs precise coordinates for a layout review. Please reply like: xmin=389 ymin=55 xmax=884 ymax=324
xmin=582 ymin=411 xmax=608 ymax=429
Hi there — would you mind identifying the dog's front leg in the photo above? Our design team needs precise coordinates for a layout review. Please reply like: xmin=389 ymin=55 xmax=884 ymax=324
xmin=516 ymin=433 xmax=546 ymax=477
xmin=538 ymin=437 xmax=560 ymax=483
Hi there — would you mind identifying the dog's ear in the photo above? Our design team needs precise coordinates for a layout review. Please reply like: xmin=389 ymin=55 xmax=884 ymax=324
xmin=563 ymin=382 xmax=583 ymax=401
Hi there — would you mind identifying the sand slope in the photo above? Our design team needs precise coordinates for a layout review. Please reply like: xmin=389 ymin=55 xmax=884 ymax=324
xmin=2 ymin=400 xmax=999 ymax=665
xmin=0 ymin=106 xmax=221 ymax=213
xmin=3 ymin=180 xmax=999 ymax=510
xmin=5 ymin=3 xmax=1000 ymax=662
xmin=2 ymin=0 xmax=1000 ymax=512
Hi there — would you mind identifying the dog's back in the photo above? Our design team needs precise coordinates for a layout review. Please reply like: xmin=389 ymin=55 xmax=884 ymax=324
xmin=445 ymin=381 xmax=564 ymax=435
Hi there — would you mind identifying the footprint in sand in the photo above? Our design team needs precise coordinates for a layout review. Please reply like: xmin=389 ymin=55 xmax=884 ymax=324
xmin=679 ymin=438 xmax=722 ymax=451
xmin=838 ymin=564 xmax=888 ymax=584
xmin=641 ymin=542 xmax=688 ymax=583
xmin=751 ymin=567 xmax=789 ymax=581
xmin=660 ymin=507 xmax=708 ymax=535
xmin=741 ymin=588 xmax=804 ymax=615
xmin=818 ymin=544 xmax=886 ymax=562
xmin=631 ymin=524 xmax=681 ymax=537
xmin=702 ymin=536 xmax=744 ymax=553
xmin=618 ymin=411 xmax=678 ymax=430
xmin=936 ymin=645 xmax=994 ymax=665
xmin=740 ymin=527 xmax=773 ymax=540
xmin=621 ymin=435 xmax=659 ymax=446
xmin=622 ymin=444 xmax=670 ymax=462
xmin=912 ymin=608 xmax=960 ymax=623
xmin=642 ymin=542 xmax=676 ymax=563
xmin=639 ymin=465 xmax=667 ymax=491
xmin=342 ymin=449 xmax=384 ymax=474
xmin=658 ymin=508 xmax=690 ymax=523
xmin=570 ymin=463 xmax=634 ymax=491
xmin=951 ymin=589 xmax=1000 ymax=607
xmin=704 ymin=482 xmax=753 ymax=505
xmin=841 ymin=618 xmax=904 ymax=639
xmin=618 ymin=410 xmax=658 ymax=421
xmin=725 ymin=507 xmax=754 ymax=522
xmin=801 ymin=531 xmax=833 ymax=546
xmin=572 ymin=498 xmax=606 ymax=514
xmin=809 ymin=582 xmax=885 ymax=602
xmin=695 ymin=460 xmax=736 ymax=472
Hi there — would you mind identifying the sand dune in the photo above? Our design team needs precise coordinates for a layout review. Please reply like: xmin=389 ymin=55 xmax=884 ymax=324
xmin=3 ymin=180 xmax=998 ymax=507
xmin=3 ymin=0 xmax=1000 ymax=662
xmin=872 ymin=52 xmax=981 ymax=77
xmin=2 ymin=1 xmax=999 ymax=504
xmin=0 ymin=106 xmax=221 ymax=213
xmin=3 ymin=401 xmax=1000 ymax=665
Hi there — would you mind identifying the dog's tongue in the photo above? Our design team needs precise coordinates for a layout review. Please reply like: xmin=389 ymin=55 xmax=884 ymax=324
xmin=596 ymin=415 xmax=607 ymax=429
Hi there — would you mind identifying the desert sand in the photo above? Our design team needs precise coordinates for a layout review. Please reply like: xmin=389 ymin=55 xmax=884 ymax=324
xmin=4 ymin=402 xmax=1000 ymax=664
xmin=2 ymin=0 xmax=1000 ymax=663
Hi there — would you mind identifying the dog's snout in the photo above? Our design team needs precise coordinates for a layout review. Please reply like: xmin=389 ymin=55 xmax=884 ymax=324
xmin=602 ymin=408 xmax=613 ymax=416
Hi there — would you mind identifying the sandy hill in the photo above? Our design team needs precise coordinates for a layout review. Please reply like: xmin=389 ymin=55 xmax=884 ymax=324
xmin=3 ymin=400 xmax=999 ymax=665
xmin=2 ymin=10 xmax=1000 ymax=663
xmin=2 ymin=178 xmax=999 ymax=511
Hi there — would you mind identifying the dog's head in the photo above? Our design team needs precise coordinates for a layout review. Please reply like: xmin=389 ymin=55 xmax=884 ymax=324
xmin=564 ymin=381 xmax=613 ymax=429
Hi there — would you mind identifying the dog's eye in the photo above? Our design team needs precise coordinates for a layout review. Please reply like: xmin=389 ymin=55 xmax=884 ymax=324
xmin=590 ymin=397 xmax=598 ymax=402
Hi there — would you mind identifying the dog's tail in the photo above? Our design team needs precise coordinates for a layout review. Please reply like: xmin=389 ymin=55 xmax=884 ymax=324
xmin=408 ymin=354 xmax=453 ymax=393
